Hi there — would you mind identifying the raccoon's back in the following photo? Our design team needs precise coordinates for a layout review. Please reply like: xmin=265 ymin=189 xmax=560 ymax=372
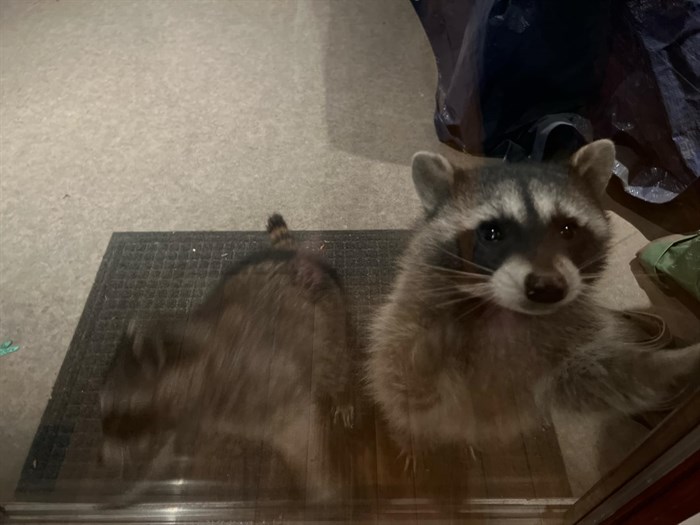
xmin=186 ymin=252 xmax=342 ymax=415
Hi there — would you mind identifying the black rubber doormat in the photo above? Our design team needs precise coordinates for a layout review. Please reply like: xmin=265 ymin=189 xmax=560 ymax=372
xmin=16 ymin=230 xmax=411 ymax=499
xmin=16 ymin=230 xmax=573 ymax=510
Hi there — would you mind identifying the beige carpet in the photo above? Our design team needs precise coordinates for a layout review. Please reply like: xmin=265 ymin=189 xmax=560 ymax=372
xmin=0 ymin=0 xmax=685 ymax=502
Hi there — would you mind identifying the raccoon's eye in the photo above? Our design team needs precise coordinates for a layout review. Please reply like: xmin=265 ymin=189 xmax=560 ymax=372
xmin=478 ymin=222 xmax=504 ymax=242
xmin=560 ymin=222 xmax=578 ymax=240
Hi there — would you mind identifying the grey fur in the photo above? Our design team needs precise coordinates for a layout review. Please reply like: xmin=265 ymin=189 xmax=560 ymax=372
xmin=100 ymin=214 xmax=353 ymax=502
xmin=366 ymin=143 xmax=700 ymax=456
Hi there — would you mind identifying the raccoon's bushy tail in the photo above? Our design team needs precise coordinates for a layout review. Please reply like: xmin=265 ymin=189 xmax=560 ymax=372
xmin=267 ymin=213 xmax=295 ymax=249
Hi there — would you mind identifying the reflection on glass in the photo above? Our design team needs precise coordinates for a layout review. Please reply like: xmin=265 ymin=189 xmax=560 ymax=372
xmin=2 ymin=1 xmax=698 ymax=523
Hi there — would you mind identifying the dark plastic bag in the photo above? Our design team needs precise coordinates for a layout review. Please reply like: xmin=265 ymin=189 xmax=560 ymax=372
xmin=413 ymin=0 xmax=699 ymax=202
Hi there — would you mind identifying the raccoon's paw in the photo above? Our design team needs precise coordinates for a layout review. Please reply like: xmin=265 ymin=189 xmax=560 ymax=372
xmin=652 ymin=342 xmax=700 ymax=384
xmin=662 ymin=342 xmax=700 ymax=398
xmin=332 ymin=403 xmax=354 ymax=429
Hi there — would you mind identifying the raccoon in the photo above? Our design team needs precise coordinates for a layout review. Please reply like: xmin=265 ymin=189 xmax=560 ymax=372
xmin=365 ymin=140 xmax=700 ymax=460
xmin=100 ymin=214 xmax=353 ymax=502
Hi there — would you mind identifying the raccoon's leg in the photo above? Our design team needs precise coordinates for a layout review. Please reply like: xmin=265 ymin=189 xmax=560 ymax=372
xmin=311 ymin=289 xmax=355 ymax=428
xmin=547 ymin=342 xmax=700 ymax=415
xmin=269 ymin=404 xmax=343 ymax=502
xmin=368 ymin=320 xmax=468 ymax=471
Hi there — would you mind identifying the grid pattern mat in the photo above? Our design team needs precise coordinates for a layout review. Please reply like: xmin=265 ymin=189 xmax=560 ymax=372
xmin=16 ymin=231 xmax=409 ymax=498
xmin=16 ymin=230 xmax=572 ymax=510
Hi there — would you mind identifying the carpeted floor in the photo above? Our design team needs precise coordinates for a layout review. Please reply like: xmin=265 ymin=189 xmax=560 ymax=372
xmin=0 ymin=0 xmax=440 ymax=498
xmin=0 ymin=0 xmax=683 ymax=503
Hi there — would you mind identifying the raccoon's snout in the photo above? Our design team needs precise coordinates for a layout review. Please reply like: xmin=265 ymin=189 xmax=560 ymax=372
xmin=524 ymin=273 xmax=567 ymax=304
xmin=491 ymin=255 xmax=581 ymax=314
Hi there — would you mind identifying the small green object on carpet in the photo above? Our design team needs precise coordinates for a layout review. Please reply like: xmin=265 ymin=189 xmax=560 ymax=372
xmin=0 ymin=340 xmax=20 ymax=357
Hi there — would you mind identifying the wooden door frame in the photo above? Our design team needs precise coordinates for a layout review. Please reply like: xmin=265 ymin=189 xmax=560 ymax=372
xmin=568 ymin=390 xmax=700 ymax=524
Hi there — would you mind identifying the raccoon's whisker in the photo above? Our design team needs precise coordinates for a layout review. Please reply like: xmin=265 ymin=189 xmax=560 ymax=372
xmin=416 ymin=263 xmax=490 ymax=278
xmin=629 ymin=271 xmax=667 ymax=281
xmin=456 ymin=297 xmax=494 ymax=321
xmin=579 ymin=252 xmax=610 ymax=271
xmin=412 ymin=281 xmax=487 ymax=298
xmin=579 ymin=253 xmax=611 ymax=272
xmin=417 ymin=262 xmax=488 ymax=275
xmin=419 ymin=290 xmax=463 ymax=302
xmin=434 ymin=283 xmax=493 ymax=297
xmin=581 ymin=273 xmax=606 ymax=282
xmin=419 ymin=285 xmax=469 ymax=296
xmin=458 ymin=285 xmax=494 ymax=294
xmin=607 ymin=229 xmax=643 ymax=250
xmin=435 ymin=247 xmax=494 ymax=274
xmin=427 ymin=275 xmax=489 ymax=286
xmin=450 ymin=286 xmax=493 ymax=301
xmin=433 ymin=288 xmax=492 ymax=309
xmin=579 ymin=230 xmax=640 ymax=271
xmin=419 ymin=279 xmax=491 ymax=291
xmin=628 ymin=305 xmax=681 ymax=317
xmin=417 ymin=282 xmax=492 ymax=301
xmin=577 ymin=288 xmax=608 ymax=300
xmin=583 ymin=269 xmax=663 ymax=284
xmin=415 ymin=288 xmax=465 ymax=306
xmin=433 ymin=296 xmax=474 ymax=309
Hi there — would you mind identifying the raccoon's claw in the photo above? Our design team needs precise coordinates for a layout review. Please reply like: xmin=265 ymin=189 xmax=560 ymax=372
xmin=403 ymin=452 xmax=416 ymax=475
xmin=332 ymin=404 xmax=354 ymax=429
xmin=466 ymin=444 xmax=479 ymax=462
xmin=397 ymin=447 xmax=423 ymax=475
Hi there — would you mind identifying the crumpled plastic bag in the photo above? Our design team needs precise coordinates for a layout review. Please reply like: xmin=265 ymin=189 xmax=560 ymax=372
xmin=412 ymin=0 xmax=699 ymax=203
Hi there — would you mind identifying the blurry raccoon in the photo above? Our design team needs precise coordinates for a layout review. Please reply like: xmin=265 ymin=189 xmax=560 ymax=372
xmin=100 ymin=214 xmax=353 ymax=503
xmin=365 ymin=140 xmax=700 ymax=462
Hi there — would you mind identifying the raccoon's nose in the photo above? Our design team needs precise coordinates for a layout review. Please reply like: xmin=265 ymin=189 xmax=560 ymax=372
xmin=525 ymin=273 xmax=567 ymax=304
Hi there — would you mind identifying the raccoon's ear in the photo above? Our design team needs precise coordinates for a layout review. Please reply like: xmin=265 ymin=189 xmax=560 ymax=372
xmin=569 ymin=139 xmax=616 ymax=195
xmin=412 ymin=151 xmax=454 ymax=215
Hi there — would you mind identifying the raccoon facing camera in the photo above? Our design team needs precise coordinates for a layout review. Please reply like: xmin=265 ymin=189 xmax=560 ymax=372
xmin=409 ymin=141 xmax=614 ymax=316
xmin=99 ymin=214 xmax=354 ymax=505
xmin=366 ymin=141 xmax=700 ymax=465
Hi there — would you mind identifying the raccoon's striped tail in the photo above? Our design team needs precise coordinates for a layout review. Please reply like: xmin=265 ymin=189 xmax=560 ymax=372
xmin=267 ymin=213 xmax=295 ymax=249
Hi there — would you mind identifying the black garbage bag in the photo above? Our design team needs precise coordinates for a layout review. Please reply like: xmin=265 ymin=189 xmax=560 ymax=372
xmin=412 ymin=0 xmax=699 ymax=203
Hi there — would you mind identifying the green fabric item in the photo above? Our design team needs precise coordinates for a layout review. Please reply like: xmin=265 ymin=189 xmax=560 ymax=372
xmin=0 ymin=340 xmax=20 ymax=357
xmin=637 ymin=231 xmax=700 ymax=302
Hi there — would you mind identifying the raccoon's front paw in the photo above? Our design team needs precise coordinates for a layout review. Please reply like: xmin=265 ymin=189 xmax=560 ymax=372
xmin=332 ymin=403 xmax=354 ymax=429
